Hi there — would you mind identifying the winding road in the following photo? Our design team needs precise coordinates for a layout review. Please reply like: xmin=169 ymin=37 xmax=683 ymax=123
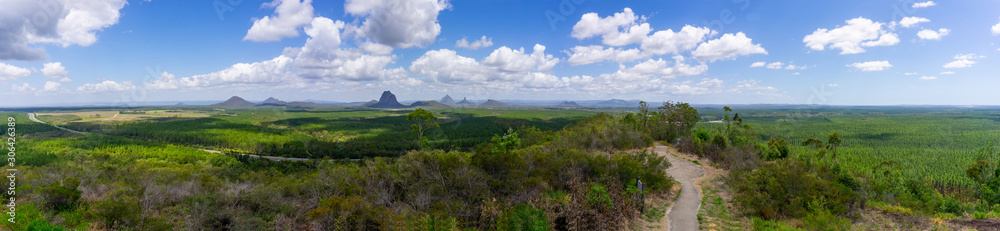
xmin=656 ymin=142 xmax=705 ymax=231
xmin=28 ymin=113 xmax=87 ymax=134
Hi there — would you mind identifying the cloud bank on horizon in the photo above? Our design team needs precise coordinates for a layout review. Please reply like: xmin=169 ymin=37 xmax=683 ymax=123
xmin=0 ymin=0 xmax=998 ymax=106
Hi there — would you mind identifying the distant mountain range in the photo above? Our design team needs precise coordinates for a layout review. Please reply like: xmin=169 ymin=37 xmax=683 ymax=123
xmin=197 ymin=91 xmax=650 ymax=110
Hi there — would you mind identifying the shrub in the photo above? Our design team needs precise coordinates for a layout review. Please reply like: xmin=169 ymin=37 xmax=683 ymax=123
xmin=731 ymin=158 xmax=859 ymax=219
xmin=496 ymin=204 xmax=548 ymax=231
xmin=40 ymin=177 xmax=81 ymax=212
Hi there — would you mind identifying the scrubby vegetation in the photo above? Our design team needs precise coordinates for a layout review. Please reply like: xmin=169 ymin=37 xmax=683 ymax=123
xmin=1 ymin=108 xmax=679 ymax=230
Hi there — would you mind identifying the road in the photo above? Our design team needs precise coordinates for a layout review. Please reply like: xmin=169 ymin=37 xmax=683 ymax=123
xmin=28 ymin=113 xmax=87 ymax=134
xmin=655 ymin=142 xmax=705 ymax=231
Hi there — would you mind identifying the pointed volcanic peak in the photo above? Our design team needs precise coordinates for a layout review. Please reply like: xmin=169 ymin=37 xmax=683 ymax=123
xmin=440 ymin=95 xmax=456 ymax=105
xmin=556 ymin=101 xmax=581 ymax=107
xmin=456 ymin=97 xmax=475 ymax=105
xmin=478 ymin=99 xmax=511 ymax=108
xmin=368 ymin=91 xmax=407 ymax=108
xmin=409 ymin=100 xmax=451 ymax=108
xmin=210 ymin=96 xmax=257 ymax=108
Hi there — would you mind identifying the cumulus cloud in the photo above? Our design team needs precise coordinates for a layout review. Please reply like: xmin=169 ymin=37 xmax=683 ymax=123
xmin=41 ymin=62 xmax=69 ymax=78
xmin=411 ymin=45 xmax=560 ymax=85
xmin=77 ymin=80 xmax=135 ymax=93
xmin=993 ymin=18 xmax=1000 ymax=35
xmin=943 ymin=54 xmax=983 ymax=69
xmin=42 ymin=81 xmax=65 ymax=92
xmin=571 ymin=8 xmax=651 ymax=46
xmin=0 ymin=0 xmax=127 ymax=60
xmin=692 ymin=32 xmax=767 ymax=62
xmin=59 ymin=77 xmax=72 ymax=82
xmin=345 ymin=0 xmax=450 ymax=48
xmin=912 ymin=1 xmax=935 ymax=8
xmin=244 ymin=0 xmax=315 ymax=42
xmin=0 ymin=62 xmax=32 ymax=81
xmin=940 ymin=71 xmax=954 ymax=75
xmin=482 ymin=44 xmax=559 ymax=73
xmin=640 ymin=25 xmax=713 ymax=55
xmin=899 ymin=17 xmax=929 ymax=28
xmin=565 ymin=45 xmax=643 ymax=66
xmin=919 ymin=76 xmax=937 ymax=80
xmin=904 ymin=72 xmax=918 ymax=75
xmin=803 ymin=17 xmax=898 ymax=54
xmin=917 ymin=28 xmax=950 ymax=40
xmin=827 ymin=83 xmax=839 ymax=87
xmin=749 ymin=61 xmax=807 ymax=70
xmin=749 ymin=62 xmax=765 ymax=67
xmin=455 ymin=36 xmax=493 ymax=50
xmin=848 ymin=61 xmax=892 ymax=71
xmin=11 ymin=83 xmax=34 ymax=93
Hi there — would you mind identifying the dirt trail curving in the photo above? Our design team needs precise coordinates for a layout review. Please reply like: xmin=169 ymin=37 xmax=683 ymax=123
xmin=656 ymin=143 xmax=705 ymax=231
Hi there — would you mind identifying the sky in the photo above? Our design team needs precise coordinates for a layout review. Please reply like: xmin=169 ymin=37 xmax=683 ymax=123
xmin=0 ymin=0 xmax=998 ymax=107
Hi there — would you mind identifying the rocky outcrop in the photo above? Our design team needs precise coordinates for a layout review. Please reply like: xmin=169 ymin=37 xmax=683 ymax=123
xmin=440 ymin=95 xmax=456 ymax=105
xmin=368 ymin=91 xmax=407 ymax=108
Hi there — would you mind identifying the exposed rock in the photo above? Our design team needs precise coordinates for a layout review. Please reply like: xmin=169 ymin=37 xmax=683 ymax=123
xmin=368 ymin=91 xmax=406 ymax=108
xmin=456 ymin=97 xmax=475 ymax=105
xmin=440 ymin=95 xmax=456 ymax=104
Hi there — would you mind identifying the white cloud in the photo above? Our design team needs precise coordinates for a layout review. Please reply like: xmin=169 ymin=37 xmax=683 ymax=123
xmin=455 ymin=36 xmax=493 ymax=50
xmin=482 ymin=44 xmax=559 ymax=73
xmin=993 ymin=18 xmax=1000 ymax=35
xmin=77 ymin=80 xmax=135 ymax=93
xmin=0 ymin=0 xmax=127 ymax=60
xmin=848 ymin=61 xmax=892 ymax=71
xmin=827 ymin=83 xmax=839 ymax=87
xmin=42 ymin=81 xmax=65 ymax=92
xmin=692 ymin=32 xmax=767 ymax=62
xmin=564 ymin=45 xmax=643 ymax=66
xmin=912 ymin=1 xmax=936 ymax=8
xmin=749 ymin=62 xmax=765 ymax=67
xmin=0 ymin=62 xmax=32 ymax=81
xmin=11 ymin=83 xmax=34 ymax=93
xmin=59 ymin=77 xmax=73 ymax=82
xmin=943 ymin=59 xmax=975 ymax=69
xmin=899 ymin=17 xmax=930 ymax=28
xmin=640 ymin=25 xmax=713 ymax=55
xmin=733 ymin=79 xmax=779 ymax=96
xmin=803 ymin=17 xmax=898 ymax=54
xmin=605 ymin=56 xmax=708 ymax=81
xmin=940 ymin=71 xmax=954 ymax=75
xmin=244 ymin=0 xmax=315 ymax=42
xmin=904 ymin=72 xmax=918 ymax=75
xmin=765 ymin=62 xmax=785 ymax=69
xmin=917 ymin=28 xmax=950 ymax=40
xmin=943 ymin=53 xmax=983 ymax=69
xmin=345 ymin=0 xmax=450 ymax=48
xmin=919 ymin=76 xmax=937 ymax=80
xmin=41 ymin=62 xmax=69 ymax=78
xmin=571 ymin=8 xmax=651 ymax=46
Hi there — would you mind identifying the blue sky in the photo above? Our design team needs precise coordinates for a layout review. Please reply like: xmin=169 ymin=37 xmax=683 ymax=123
xmin=0 ymin=0 xmax=998 ymax=107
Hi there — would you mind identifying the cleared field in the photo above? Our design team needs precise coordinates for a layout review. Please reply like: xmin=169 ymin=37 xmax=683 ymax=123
xmin=35 ymin=110 xmax=212 ymax=125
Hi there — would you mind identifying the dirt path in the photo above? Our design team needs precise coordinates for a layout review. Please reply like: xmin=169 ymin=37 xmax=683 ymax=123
xmin=655 ymin=143 xmax=705 ymax=231
xmin=28 ymin=112 xmax=88 ymax=134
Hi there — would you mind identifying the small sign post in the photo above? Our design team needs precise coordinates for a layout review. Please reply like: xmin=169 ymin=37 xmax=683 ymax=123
xmin=637 ymin=177 xmax=645 ymax=214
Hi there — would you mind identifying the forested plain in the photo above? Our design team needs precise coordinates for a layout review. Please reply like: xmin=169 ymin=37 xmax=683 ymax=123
xmin=8 ymin=104 xmax=1000 ymax=230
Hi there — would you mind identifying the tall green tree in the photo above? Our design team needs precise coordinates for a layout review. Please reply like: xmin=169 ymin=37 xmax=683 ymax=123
xmin=407 ymin=108 xmax=439 ymax=150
